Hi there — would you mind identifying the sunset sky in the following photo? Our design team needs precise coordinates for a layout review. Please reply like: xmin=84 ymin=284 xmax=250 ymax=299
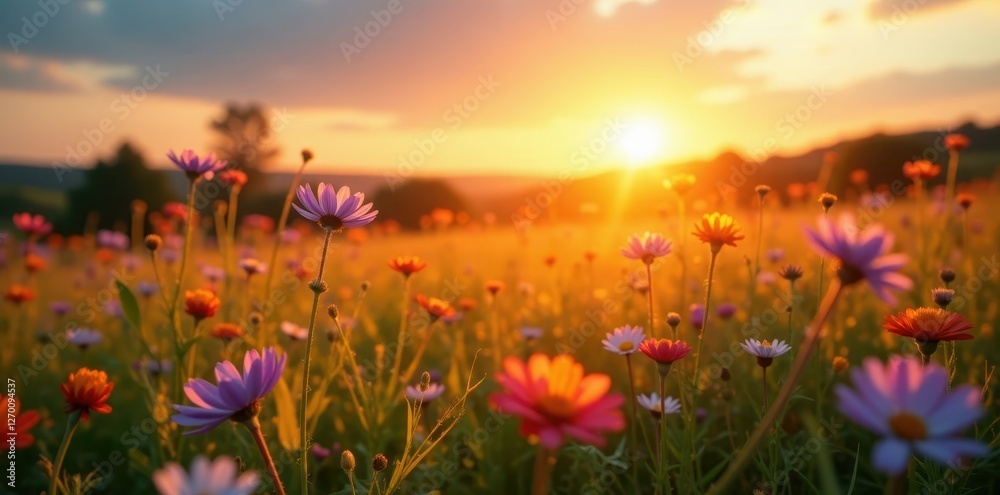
xmin=2 ymin=0 xmax=999 ymax=177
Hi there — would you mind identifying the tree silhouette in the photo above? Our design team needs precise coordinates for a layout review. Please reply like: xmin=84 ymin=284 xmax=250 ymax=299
xmin=210 ymin=102 xmax=281 ymax=196
xmin=371 ymin=179 xmax=469 ymax=230
xmin=59 ymin=142 xmax=174 ymax=234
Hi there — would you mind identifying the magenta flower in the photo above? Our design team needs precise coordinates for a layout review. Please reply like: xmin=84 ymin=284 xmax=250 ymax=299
xmin=153 ymin=455 xmax=259 ymax=495
xmin=621 ymin=232 xmax=672 ymax=264
xmin=172 ymin=348 xmax=286 ymax=435
xmin=804 ymin=214 xmax=913 ymax=305
xmin=293 ymin=183 xmax=378 ymax=230
xmin=167 ymin=149 xmax=227 ymax=179
xmin=405 ymin=383 xmax=446 ymax=402
xmin=66 ymin=328 xmax=102 ymax=350
xmin=835 ymin=355 xmax=988 ymax=475
xmin=12 ymin=213 xmax=52 ymax=237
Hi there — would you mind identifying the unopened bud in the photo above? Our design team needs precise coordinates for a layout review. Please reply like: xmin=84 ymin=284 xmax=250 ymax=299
xmin=341 ymin=450 xmax=356 ymax=472
xmin=144 ymin=234 xmax=162 ymax=252
xmin=327 ymin=304 xmax=340 ymax=320
xmin=371 ymin=453 xmax=388 ymax=472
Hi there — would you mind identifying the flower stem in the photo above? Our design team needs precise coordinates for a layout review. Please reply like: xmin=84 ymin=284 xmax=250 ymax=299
xmin=531 ymin=447 xmax=555 ymax=495
xmin=646 ymin=263 xmax=656 ymax=337
xmin=49 ymin=410 xmax=81 ymax=495
xmin=387 ymin=276 xmax=411 ymax=402
xmin=705 ymin=279 xmax=843 ymax=495
xmin=299 ymin=229 xmax=333 ymax=495
xmin=658 ymin=374 xmax=673 ymax=495
xmin=625 ymin=354 xmax=640 ymax=492
xmin=263 ymin=157 xmax=310 ymax=334
xmin=692 ymin=250 xmax=718 ymax=394
xmin=761 ymin=366 xmax=768 ymax=414
xmin=245 ymin=417 xmax=288 ymax=495
xmin=945 ymin=150 xmax=960 ymax=205
xmin=755 ymin=197 xmax=764 ymax=277
xmin=169 ymin=178 xmax=198 ymax=404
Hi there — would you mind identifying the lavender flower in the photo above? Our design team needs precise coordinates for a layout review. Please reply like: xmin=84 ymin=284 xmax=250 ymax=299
xmin=167 ymin=149 xmax=227 ymax=179
xmin=293 ymin=183 xmax=378 ymax=230
xmin=405 ymin=383 xmax=445 ymax=402
xmin=636 ymin=393 xmax=681 ymax=418
xmin=171 ymin=348 xmax=286 ymax=435
xmin=97 ymin=230 xmax=130 ymax=251
xmin=153 ymin=455 xmax=259 ymax=495
xmin=50 ymin=301 xmax=72 ymax=317
xmin=67 ymin=328 xmax=102 ymax=350
xmin=137 ymin=281 xmax=160 ymax=298
xmin=621 ymin=232 xmax=672 ymax=264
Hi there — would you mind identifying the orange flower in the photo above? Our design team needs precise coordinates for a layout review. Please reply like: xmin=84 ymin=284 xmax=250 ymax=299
xmin=956 ymin=193 xmax=975 ymax=210
xmin=484 ymin=280 xmax=506 ymax=296
xmin=3 ymin=394 xmax=40 ymax=449
xmin=210 ymin=322 xmax=244 ymax=342
xmin=430 ymin=208 xmax=454 ymax=227
xmin=543 ymin=255 xmax=556 ymax=267
xmin=4 ymin=285 xmax=35 ymax=304
xmin=184 ymin=289 xmax=221 ymax=320
xmin=883 ymin=308 xmax=974 ymax=343
xmin=416 ymin=294 xmax=455 ymax=321
xmin=692 ymin=212 xmax=745 ymax=252
xmin=583 ymin=250 xmax=597 ymax=263
xmin=944 ymin=133 xmax=970 ymax=152
xmin=902 ymin=160 xmax=940 ymax=181
xmin=664 ymin=174 xmax=696 ymax=197
xmin=849 ymin=169 xmax=869 ymax=186
xmin=388 ymin=256 xmax=428 ymax=277
xmin=95 ymin=248 xmax=116 ymax=265
xmin=458 ymin=298 xmax=477 ymax=312
xmin=24 ymin=253 xmax=47 ymax=273
xmin=60 ymin=368 xmax=114 ymax=420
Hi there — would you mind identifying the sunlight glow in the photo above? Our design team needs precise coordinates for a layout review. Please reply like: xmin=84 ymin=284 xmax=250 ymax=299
xmin=618 ymin=118 xmax=669 ymax=167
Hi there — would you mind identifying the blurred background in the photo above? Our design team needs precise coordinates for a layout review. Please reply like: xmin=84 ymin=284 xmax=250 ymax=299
xmin=1 ymin=0 xmax=999 ymax=232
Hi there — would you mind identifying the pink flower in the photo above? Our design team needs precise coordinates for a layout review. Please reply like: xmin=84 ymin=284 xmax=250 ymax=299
xmin=12 ymin=213 xmax=52 ymax=237
xmin=490 ymin=354 xmax=624 ymax=449
xmin=621 ymin=232 xmax=672 ymax=264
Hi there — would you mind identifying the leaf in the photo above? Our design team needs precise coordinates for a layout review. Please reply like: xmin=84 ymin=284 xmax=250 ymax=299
xmin=271 ymin=378 xmax=300 ymax=452
xmin=115 ymin=279 xmax=142 ymax=330
xmin=178 ymin=336 xmax=201 ymax=358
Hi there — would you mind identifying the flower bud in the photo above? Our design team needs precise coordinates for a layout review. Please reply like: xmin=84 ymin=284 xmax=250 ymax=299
xmin=832 ymin=356 xmax=849 ymax=372
xmin=371 ymin=453 xmax=388 ymax=472
xmin=939 ymin=268 xmax=956 ymax=284
xmin=301 ymin=149 xmax=314 ymax=163
xmin=144 ymin=234 xmax=162 ymax=252
xmin=327 ymin=304 xmax=340 ymax=320
xmin=419 ymin=371 xmax=431 ymax=392
xmin=341 ymin=450 xmax=356 ymax=472
xmin=931 ymin=288 xmax=954 ymax=309
xmin=666 ymin=312 xmax=681 ymax=328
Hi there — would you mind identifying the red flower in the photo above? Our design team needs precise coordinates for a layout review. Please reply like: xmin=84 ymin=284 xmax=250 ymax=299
xmin=639 ymin=338 xmax=692 ymax=365
xmin=944 ymin=134 xmax=970 ymax=152
xmin=184 ymin=289 xmax=221 ymax=320
xmin=415 ymin=294 xmax=455 ymax=321
xmin=2 ymin=395 xmax=40 ymax=449
xmin=219 ymin=169 xmax=249 ymax=187
xmin=883 ymin=308 xmax=974 ymax=343
xmin=902 ymin=160 xmax=940 ymax=181
xmin=388 ymin=256 xmax=427 ymax=277
xmin=60 ymin=368 xmax=114 ymax=421
xmin=4 ymin=285 xmax=35 ymax=304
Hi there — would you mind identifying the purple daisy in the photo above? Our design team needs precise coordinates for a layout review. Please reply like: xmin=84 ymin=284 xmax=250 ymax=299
xmin=66 ymin=328 xmax=102 ymax=350
xmin=621 ymin=232 xmax=672 ymax=265
xmin=292 ymin=183 xmax=378 ymax=230
xmin=405 ymin=383 xmax=446 ymax=402
xmin=835 ymin=355 xmax=988 ymax=475
xmin=153 ymin=455 xmax=259 ymax=495
xmin=50 ymin=301 xmax=72 ymax=317
xmin=171 ymin=347 xmax=286 ymax=435
xmin=804 ymin=214 xmax=913 ymax=305
xmin=167 ymin=149 xmax=227 ymax=179
xmin=97 ymin=230 xmax=130 ymax=251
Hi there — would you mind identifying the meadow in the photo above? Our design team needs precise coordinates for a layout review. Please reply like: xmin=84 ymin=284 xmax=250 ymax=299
xmin=2 ymin=147 xmax=999 ymax=495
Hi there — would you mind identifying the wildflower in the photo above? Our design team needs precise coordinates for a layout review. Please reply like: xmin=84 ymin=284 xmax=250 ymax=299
xmin=665 ymin=312 xmax=681 ymax=329
xmin=167 ymin=149 xmax=227 ymax=179
xmin=60 ymin=368 xmax=114 ymax=420
xmin=693 ymin=212 xmax=745 ymax=253
xmin=137 ymin=281 xmax=160 ymax=298
xmin=50 ymin=301 xmax=72 ymax=317
xmin=716 ymin=302 xmax=737 ymax=320
xmin=778 ymin=265 xmax=804 ymax=281
xmin=819 ymin=193 xmax=838 ymax=212
xmin=97 ymin=230 xmax=130 ymax=251
xmin=201 ymin=265 xmax=225 ymax=283
xmin=458 ymin=298 xmax=477 ymax=312
xmin=4 ymin=285 xmax=35 ymax=304
xmin=766 ymin=248 xmax=785 ymax=264
xmin=184 ymin=289 xmax=221 ymax=321
xmin=293 ymin=183 xmax=378 ymax=230
xmin=415 ymin=294 xmax=455 ymax=322
xmin=601 ymin=325 xmax=645 ymax=355
xmin=387 ymin=256 xmax=427 ymax=278
xmin=312 ymin=444 xmax=331 ymax=461
xmin=104 ymin=300 xmax=124 ymax=318
xmin=755 ymin=185 xmax=771 ymax=199
xmin=519 ymin=326 xmax=544 ymax=341
xmin=133 ymin=359 xmax=173 ymax=377
xmin=24 ymin=253 xmax=47 ymax=273
xmin=145 ymin=234 xmax=163 ymax=252
xmin=620 ymin=232 xmax=672 ymax=265
xmin=210 ymin=323 xmax=245 ymax=343
xmin=543 ymin=255 xmax=556 ymax=267
xmin=740 ymin=339 xmax=791 ymax=368
xmin=67 ymin=328 xmax=102 ymax=350
xmin=238 ymin=258 xmax=267 ymax=277
xmin=883 ymin=308 xmax=974 ymax=359
xmin=371 ymin=454 xmax=388 ymax=472
xmin=944 ymin=134 xmax=970 ymax=152
xmin=12 ymin=213 xmax=52 ymax=237
xmin=832 ymin=356 xmax=849 ymax=372
xmin=172 ymin=348 xmax=286 ymax=434
xmin=689 ymin=304 xmax=705 ymax=331
xmin=219 ymin=169 xmax=249 ymax=187
xmin=2 ymin=394 xmax=39 ymax=449
xmin=280 ymin=321 xmax=308 ymax=341
xmin=153 ymin=456 xmax=259 ymax=495
xmin=956 ymin=193 xmax=975 ymax=210
xmin=835 ymin=356 xmax=988 ymax=474
xmin=635 ymin=393 xmax=681 ymax=419
xmin=664 ymin=174 xmax=696 ymax=196
xmin=931 ymin=288 xmax=954 ymax=309
xmin=405 ymin=383 xmax=445 ymax=402
xmin=803 ymin=214 xmax=913 ymax=305
xmin=639 ymin=338 xmax=692 ymax=375
xmin=491 ymin=354 xmax=624 ymax=449
xmin=902 ymin=160 xmax=941 ymax=181
xmin=341 ymin=450 xmax=356 ymax=472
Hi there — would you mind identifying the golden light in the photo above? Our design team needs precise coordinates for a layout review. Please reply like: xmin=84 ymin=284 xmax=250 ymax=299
xmin=618 ymin=118 xmax=668 ymax=167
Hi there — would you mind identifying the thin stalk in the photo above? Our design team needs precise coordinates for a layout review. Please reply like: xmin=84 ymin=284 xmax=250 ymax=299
xmin=646 ymin=263 xmax=656 ymax=337
xmin=49 ymin=411 xmax=81 ymax=495
xmin=347 ymin=472 xmax=359 ymax=495
xmin=692 ymin=250 xmax=719 ymax=393
xmin=755 ymin=197 xmax=764 ymax=277
xmin=658 ymin=374 xmax=673 ymax=495
xmin=264 ymin=158 xmax=310 ymax=332
xmin=169 ymin=178 xmax=198 ymax=403
xmin=401 ymin=320 xmax=439 ymax=386
xmin=706 ymin=279 xmax=843 ymax=495
xmin=245 ymin=417 xmax=288 ymax=495
xmin=945 ymin=151 xmax=960 ymax=204
xmin=299 ymin=229 xmax=334 ymax=495
xmin=531 ymin=447 xmax=555 ymax=495
xmin=678 ymin=199 xmax=687 ymax=313
xmin=625 ymin=354 xmax=640 ymax=492
xmin=761 ymin=366 xmax=768 ymax=413
xmin=386 ymin=276 xmax=412 ymax=402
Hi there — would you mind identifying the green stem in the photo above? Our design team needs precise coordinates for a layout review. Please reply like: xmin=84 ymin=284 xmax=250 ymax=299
xmin=387 ymin=276 xmax=411 ymax=402
xmin=658 ymin=373 xmax=673 ymax=495
xmin=263 ymin=159 xmax=310 ymax=335
xmin=692 ymin=250 xmax=718 ymax=394
xmin=170 ymin=178 xmax=198 ymax=404
xmin=49 ymin=411 xmax=81 ymax=495
xmin=625 ymin=354 xmax=640 ymax=492
xmin=299 ymin=229 xmax=334 ymax=495
xmin=706 ymin=279 xmax=843 ymax=495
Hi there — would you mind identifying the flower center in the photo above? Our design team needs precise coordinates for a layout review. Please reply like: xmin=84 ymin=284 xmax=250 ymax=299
xmin=889 ymin=412 xmax=927 ymax=440
xmin=760 ymin=341 xmax=772 ymax=348
xmin=618 ymin=341 xmax=635 ymax=352
xmin=537 ymin=394 xmax=576 ymax=420
xmin=318 ymin=214 xmax=344 ymax=231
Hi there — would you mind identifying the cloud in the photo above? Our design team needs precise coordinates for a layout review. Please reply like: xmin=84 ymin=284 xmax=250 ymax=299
xmin=0 ymin=53 xmax=134 ymax=92
xmin=868 ymin=0 xmax=972 ymax=19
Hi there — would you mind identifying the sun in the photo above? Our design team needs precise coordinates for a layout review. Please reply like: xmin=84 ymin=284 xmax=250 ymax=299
xmin=618 ymin=119 xmax=668 ymax=167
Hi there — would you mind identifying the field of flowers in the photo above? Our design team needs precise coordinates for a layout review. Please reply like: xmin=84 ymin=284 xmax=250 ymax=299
xmin=2 ymin=141 xmax=999 ymax=495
